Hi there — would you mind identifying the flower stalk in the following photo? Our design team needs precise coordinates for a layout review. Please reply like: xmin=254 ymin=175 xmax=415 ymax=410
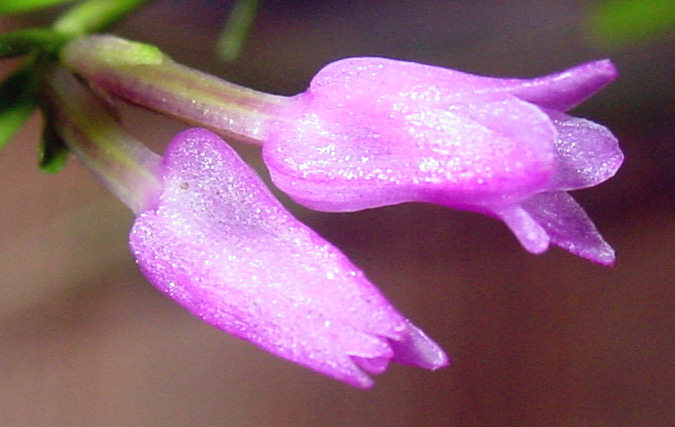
xmin=61 ymin=34 xmax=289 ymax=145
xmin=43 ymin=67 xmax=161 ymax=213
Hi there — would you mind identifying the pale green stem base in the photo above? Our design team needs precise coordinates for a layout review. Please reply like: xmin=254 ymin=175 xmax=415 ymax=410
xmin=45 ymin=67 xmax=162 ymax=214
xmin=61 ymin=35 xmax=291 ymax=146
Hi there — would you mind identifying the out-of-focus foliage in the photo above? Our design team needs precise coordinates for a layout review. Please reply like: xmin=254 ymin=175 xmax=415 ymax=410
xmin=38 ymin=108 xmax=69 ymax=173
xmin=588 ymin=0 xmax=675 ymax=48
xmin=216 ymin=0 xmax=260 ymax=62
xmin=53 ymin=0 xmax=151 ymax=36
xmin=0 ymin=29 xmax=69 ymax=58
xmin=0 ymin=0 xmax=75 ymax=15
xmin=0 ymin=0 xmax=151 ymax=161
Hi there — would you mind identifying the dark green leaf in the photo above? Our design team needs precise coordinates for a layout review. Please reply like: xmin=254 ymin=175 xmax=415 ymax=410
xmin=0 ymin=65 xmax=38 ymax=150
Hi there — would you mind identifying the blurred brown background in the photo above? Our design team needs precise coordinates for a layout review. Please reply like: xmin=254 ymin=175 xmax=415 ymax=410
xmin=1 ymin=1 xmax=673 ymax=425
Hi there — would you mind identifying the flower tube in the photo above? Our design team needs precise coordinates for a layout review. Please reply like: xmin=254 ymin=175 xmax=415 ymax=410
xmin=61 ymin=34 xmax=286 ymax=145
xmin=43 ymin=69 xmax=447 ymax=387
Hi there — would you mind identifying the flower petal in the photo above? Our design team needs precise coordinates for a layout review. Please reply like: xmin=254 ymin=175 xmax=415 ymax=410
xmin=504 ymin=59 xmax=618 ymax=111
xmin=129 ymin=128 xmax=447 ymax=387
xmin=520 ymin=191 xmax=615 ymax=265
xmin=265 ymin=93 xmax=556 ymax=212
xmin=547 ymin=111 xmax=623 ymax=190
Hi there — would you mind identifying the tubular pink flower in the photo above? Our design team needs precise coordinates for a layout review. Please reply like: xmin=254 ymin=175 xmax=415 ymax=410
xmin=129 ymin=128 xmax=448 ymax=388
xmin=262 ymin=59 xmax=623 ymax=265
xmin=60 ymin=36 xmax=621 ymax=264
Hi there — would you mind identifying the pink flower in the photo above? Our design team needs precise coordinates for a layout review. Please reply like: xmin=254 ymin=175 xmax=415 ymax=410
xmin=129 ymin=128 xmax=448 ymax=388
xmin=60 ymin=36 xmax=622 ymax=265
xmin=263 ymin=59 xmax=623 ymax=265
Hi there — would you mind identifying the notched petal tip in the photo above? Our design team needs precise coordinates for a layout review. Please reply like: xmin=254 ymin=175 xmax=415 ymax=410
xmin=345 ymin=319 xmax=448 ymax=387
xmin=351 ymin=356 xmax=390 ymax=376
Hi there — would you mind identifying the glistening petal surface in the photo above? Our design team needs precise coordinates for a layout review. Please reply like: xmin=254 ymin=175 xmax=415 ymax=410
xmin=129 ymin=128 xmax=447 ymax=387
xmin=546 ymin=111 xmax=623 ymax=190
xmin=262 ymin=57 xmax=621 ymax=264
xmin=265 ymin=58 xmax=559 ymax=212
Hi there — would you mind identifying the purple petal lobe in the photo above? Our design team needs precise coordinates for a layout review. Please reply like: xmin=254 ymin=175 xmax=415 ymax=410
xmin=504 ymin=59 xmax=618 ymax=111
xmin=546 ymin=111 xmax=623 ymax=190
xmin=521 ymin=191 xmax=615 ymax=265
xmin=351 ymin=356 xmax=390 ymax=375
xmin=129 ymin=128 xmax=447 ymax=387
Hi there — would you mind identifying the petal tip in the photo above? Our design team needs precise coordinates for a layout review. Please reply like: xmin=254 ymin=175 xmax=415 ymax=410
xmin=597 ymin=59 xmax=619 ymax=80
xmin=567 ymin=59 xmax=619 ymax=87
xmin=588 ymin=244 xmax=616 ymax=267
xmin=390 ymin=320 xmax=450 ymax=371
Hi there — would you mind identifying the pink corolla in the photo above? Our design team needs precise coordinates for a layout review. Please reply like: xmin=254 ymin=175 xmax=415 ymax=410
xmin=45 ymin=68 xmax=446 ymax=387
xmin=129 ymin=128 xmax=448 ymax=387
xmin=262 ymin=59 xmax=623 ymax=265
